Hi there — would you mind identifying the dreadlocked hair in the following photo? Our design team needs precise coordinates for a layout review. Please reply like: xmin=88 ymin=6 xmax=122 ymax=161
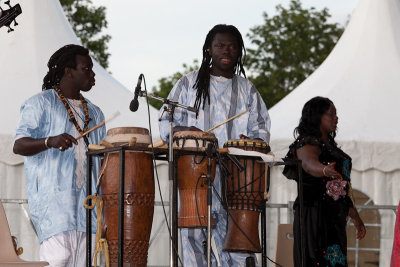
xmin=193 ymin=24 xmax=247 ymax=112
xmin=42 ymin=44 xmax=89 ymax=90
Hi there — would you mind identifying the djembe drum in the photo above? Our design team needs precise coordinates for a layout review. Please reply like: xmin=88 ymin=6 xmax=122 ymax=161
xmin=223 ymin=139 xmax=270 ymax=252
xmin=100 ymin=127 xmax=154 ymax=267
xmin=173 ymin=131 xmax=218 ymax=227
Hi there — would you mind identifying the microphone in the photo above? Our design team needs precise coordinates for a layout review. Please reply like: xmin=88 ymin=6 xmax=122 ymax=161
xmin=129 ymin=74 xmax=143 ymax=112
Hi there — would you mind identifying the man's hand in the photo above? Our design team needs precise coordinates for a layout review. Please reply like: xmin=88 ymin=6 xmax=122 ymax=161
xmin=173 ymin=126 xmax=202 ymax=134
xmin=239 ymin=134 xmax=248 ymax=139
xmin=13 ymin=133 xmax=78 ymax=156
xmin=239 ymin=134 xmax=263 ymax=141
xmin=47 ymin=133 xmax=78 ymax=151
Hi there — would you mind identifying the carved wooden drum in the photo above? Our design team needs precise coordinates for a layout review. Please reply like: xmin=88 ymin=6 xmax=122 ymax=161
xmin=223 ymin=139 xmax=270 ymax=253
xmin=173 ymin=131 xmax=218 ymax=227
xmin=100 ymin=127 xmax=154 ymax=267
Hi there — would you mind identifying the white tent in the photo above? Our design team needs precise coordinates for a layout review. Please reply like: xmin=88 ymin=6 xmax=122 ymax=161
xmin=0 ymin=0 xmax=170 ymax=265
xmin=268 ymin=0 xmax=400 ymax=265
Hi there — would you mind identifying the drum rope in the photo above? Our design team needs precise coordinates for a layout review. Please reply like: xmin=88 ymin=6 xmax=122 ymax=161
xmin=194 ymin=155 xmax=218 ymax=258
xmin=194 ymin=173 xmax=211 ymax=258
xmin=96 ymin=153 xmax=110 ymax=191
xmin=228 ymin=174 xmax=265 ymax=209
xmin=195 ymin=173 xmax=208 ymax=230
xmin=83 ymin=194 xmax=110 ymax=267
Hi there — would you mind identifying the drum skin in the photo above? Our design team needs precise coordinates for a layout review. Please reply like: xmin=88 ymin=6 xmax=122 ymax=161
xmin=223 ymin=139 xmax=270 ymax=253
xmin=173 ymin=131 xmax=217 ymax=228
xmin=100 ymin=127 xmax=154 ymax=267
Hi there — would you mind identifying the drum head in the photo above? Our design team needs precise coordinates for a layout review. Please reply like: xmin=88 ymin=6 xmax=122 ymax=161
xmin=173 ymin=131 xmax=217 ymax=149
xmin=105 ymin=127 xmax=151 ymax=144
xmin=224 ymin=139 xmax=270 ymax=153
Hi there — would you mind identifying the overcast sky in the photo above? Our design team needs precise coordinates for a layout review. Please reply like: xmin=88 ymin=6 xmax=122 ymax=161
xmin=96 ymin=0 xmax=359 ymax=92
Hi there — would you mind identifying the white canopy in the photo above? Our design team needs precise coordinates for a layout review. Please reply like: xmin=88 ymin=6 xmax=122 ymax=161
xmin=0 ymin=1 xmax=170 ymax=264
xmin=270 ymin=0 xmax=400 ymax=173
xmin=0 ymin=0 xmax=161 ymax=166
xmin=268 ymin=1 xmax=400 ymax=265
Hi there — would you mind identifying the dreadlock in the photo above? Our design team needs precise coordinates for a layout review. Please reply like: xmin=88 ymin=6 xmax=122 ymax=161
xmin=193 ymin=24 xmax=246 ymax=112
xmin=42 ymin=44 xmax=89 ymax=90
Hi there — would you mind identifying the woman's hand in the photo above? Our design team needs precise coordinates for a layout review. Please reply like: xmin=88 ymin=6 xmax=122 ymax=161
xmin=323 ymin=162 xmax=342 ymax=179
xmin=349 ymin=207 xmax=366 ymax=239
xmin=297 ymin=145 xmax=341 ymax=178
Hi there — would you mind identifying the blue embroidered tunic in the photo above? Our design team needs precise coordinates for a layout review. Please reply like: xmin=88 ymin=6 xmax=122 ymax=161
xmin=15 ymin=89 xmax=106 ymax=243
xmin=159 ymin=71 xmax=270 ymax=146
xmin=159 ymin=71 xmax=271 ymax=266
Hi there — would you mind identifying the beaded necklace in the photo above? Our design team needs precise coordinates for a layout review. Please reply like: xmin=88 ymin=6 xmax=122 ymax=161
xmin=54 ymin=86 xmax=91 ymax=146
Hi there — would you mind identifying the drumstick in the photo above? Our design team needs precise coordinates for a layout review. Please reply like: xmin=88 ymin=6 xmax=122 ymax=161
xmin=77 ymin=111 xmax=120 ymax=140
xmin=88 ymin=144 xmax=106 ymax=150
xmin=205 ymin=110 xmax=247 ymax=133
xmin=148 ymin=140 xmax=165 ymax=148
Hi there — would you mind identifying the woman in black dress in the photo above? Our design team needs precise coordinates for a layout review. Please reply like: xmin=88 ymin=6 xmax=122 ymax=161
xmin=283 ymin=96 xmax=366 ymax=267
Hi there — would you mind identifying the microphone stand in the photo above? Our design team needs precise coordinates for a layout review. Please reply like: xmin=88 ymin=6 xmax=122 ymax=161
xmin=205 ymin=143 xmax=213 ymax=267
xmin=140 ymin=91 xmax=197 ymax=267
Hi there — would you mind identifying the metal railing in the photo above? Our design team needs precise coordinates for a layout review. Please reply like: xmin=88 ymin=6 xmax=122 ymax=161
xmin=1 ymin=198 xmax=398 ymax=267
xmin=265 ymin=202 xmax=398 ymax=267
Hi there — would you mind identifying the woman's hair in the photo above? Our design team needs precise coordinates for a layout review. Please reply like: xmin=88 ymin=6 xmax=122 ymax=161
xmin=193 ymin=24 xmax=246 ymax=111
xmin=42 ymin=44 xmax=89 ymax=90
xmin=294 ymin=96 xmax=336 ymax=140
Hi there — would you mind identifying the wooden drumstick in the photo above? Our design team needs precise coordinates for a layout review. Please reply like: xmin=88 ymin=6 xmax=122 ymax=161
xmin=205 ymin=110 xmax=247 ymax=133
xmin=148 ymin=140 xmax=165 ymax=148
xmin=100 ymin=140 xmax=114 ymax=148
xmin=77 ymin=111 xmax=120 ymax=140
xmin=88 ymin=144 xmax=106 ymax=150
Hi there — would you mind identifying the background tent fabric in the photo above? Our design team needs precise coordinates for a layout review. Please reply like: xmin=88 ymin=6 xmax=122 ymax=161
xmin=0 ymin=0 xmax=171 ymax=265
xmin=267 ymin=0 xmax=400 ymax=265
xmin=2 ymin=0 xmax=399 ymax=265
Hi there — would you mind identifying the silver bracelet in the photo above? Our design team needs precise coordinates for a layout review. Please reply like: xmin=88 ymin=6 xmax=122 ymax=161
xmin=44 ymin=137 xmax=50 ymax=149
xmin=322 ymin=165 xmax=328 ymax=177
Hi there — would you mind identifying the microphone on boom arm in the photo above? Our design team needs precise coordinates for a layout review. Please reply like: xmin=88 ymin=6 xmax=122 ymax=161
xmin=129 ymin=74 xmax=143 ymax=112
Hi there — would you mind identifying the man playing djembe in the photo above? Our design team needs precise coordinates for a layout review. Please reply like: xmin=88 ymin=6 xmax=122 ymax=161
xmin=159 ymin=24 xmax=271 ymax=267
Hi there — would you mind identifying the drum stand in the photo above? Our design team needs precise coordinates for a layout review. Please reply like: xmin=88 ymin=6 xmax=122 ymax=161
xmin=205 ymin=144 xmax=214 ymax=267
xmin=141 ymin=91 xmax=197 ymax=267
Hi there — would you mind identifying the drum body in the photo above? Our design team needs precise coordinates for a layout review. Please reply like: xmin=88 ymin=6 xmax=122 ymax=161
xmin=173 ymin=131 xmax=217 ymax=228
xmin=101 ymin=127 xmax=154 ymax=267
xmin=223 ymin=139 xmax=270 ymax=253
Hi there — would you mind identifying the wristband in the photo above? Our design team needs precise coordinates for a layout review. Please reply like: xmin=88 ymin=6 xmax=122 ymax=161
xmin=44 ymin=137 xmax=50 ymax=149
xmin=322 ymin=166 xmax=328 ymax=177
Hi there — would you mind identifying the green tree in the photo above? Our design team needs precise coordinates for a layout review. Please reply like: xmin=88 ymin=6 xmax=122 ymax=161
xmin=246 ymin=0 xmax=344 ymax=108
xmin=149 ymin=60 xmax=199 ymax=110
xmin=60 ymin=0 xmax=111 ymax=69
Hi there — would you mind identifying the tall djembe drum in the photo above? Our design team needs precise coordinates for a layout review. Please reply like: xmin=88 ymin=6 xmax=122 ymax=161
xmin=223 ymin=139 xmax=270 ymax=253
xmin=173 ymin=131 xmax=218 ymax=227
xmin=100 ymin=127 xmax=155 ymax=267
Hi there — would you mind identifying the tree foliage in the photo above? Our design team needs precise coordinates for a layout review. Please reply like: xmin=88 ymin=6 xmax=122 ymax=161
xmin=149 ymin=60 xmax=199 ymax=110
xmin=60 ymin=0 xmax=111 ymax=69
xmin=149 ymin=0 xmax=344 ymax=109
xmin=245 ymin=0 xmax=344 ymax=108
